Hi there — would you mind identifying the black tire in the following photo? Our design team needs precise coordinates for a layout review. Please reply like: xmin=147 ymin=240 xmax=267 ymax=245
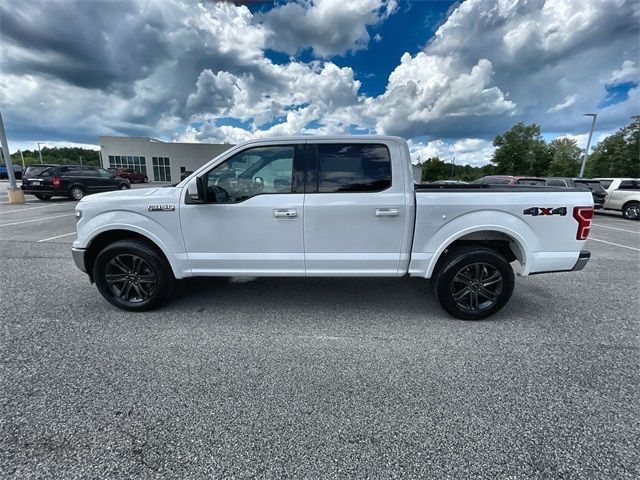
xmin=120 ymin=183 xmax=130 ymax=190
xmin=143 ymin=176 xmax=148 ymax=183
xmin=93 ymin=240 xmax=174 ymax=311
xmin=432 ymin=246 xmax=515 ymax=320
xmin=35 ymin=194 xmax=52 ymax=200
xmin=69 ymin=186 xmax=85 ymax=200
xmin=622 ymin=202 xmax=639 ymax=220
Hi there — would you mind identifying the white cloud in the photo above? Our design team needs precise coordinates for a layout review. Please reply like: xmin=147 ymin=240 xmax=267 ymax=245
xmin=408 ymin=138 xmax=495 ymax=167
xmin=259 ymin=0 xmax=397 ymax=57
xmin=605 ymin=60 xmax=640 ymax=84
xmin=547 ymin=94 xmax=577 ymax=113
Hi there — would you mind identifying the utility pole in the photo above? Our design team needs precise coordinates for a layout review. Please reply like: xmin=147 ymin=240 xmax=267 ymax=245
xmin=579 ymin=113 xmax=597 ymax=178
xmin=0 ymin=108 xmax=25 ymax=204
xmin=37 ymin=142 xmax=44 ymax=164
xmin=79 ymin=155 xmax=83 ymax=165
xmin=450 ymin=154 xmax=455 ymax=178
xmin=19 ymin=149 xmax=25 ymax=169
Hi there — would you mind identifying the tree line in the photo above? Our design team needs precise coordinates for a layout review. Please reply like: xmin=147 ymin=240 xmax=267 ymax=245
xmin=9 ymin=147 xmax=100 ymax=168
xmin=417 ymin=117 xmax=639 ymax=182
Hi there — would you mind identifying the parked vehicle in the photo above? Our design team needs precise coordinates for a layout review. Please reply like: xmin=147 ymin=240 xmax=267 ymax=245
xmin=432 ymin=180 xmax=469 ymax=185
xmin=593 ymin=178 xmax=640 ymax=220
xmin=72 ymin=136 xmax=593 ymax=320
xmin=0 ymin=164 xmax=23 ymax=180
xmin=111 ymin=168 xmax=148 ymax=183
xmin=544 ymin=177 xmax=607 ymax=209
xmin=21 ymin=164 xmax=130 ymax=201
xmin=473 ymin=175 xmax=547 ymax=186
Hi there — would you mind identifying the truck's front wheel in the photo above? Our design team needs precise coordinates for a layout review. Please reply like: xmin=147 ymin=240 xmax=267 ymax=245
xmin=433 ymin=246 xmax=515 ymax=320
xmin=93 ymin=240 xmax=174 ymax=311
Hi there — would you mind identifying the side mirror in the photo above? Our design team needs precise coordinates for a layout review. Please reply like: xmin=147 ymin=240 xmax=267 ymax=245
xmin=186 ymin=177 xmax=205 ymax=203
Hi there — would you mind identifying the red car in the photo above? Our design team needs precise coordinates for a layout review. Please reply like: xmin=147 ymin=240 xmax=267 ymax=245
xmin=472 ymin=175 xmax=547 ymax=186
xmin=109 ymin=168 xmax=148 ymax=183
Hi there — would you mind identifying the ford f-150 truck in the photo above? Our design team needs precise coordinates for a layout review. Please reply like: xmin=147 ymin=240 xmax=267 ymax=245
xmin=72 ymin=136 xmax=593 ymax=320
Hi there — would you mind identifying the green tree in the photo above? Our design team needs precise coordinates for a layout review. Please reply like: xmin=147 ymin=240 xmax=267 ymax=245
xmin=11 ymin=147 xmax=100 ymax=168
xmin=492 ymin=122 xmax=551 ymax=176
xmin=546 ymin=137 xmax=582 ymax=177
xmin=420 ymin=157 xmax=447 ymax=182
xmin=586 ymin=118 xmax=640 ymax=177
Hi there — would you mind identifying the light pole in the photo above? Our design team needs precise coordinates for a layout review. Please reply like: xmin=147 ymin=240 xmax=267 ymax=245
xmin=0 ymin=108 xmax=25 ymax=203
xmin=579 ymin=113 xmax=598 ymax=178
xmin=450 ymin=154 xmax=455 ymax=178
xmin=37 ymin=142 xmax=44 ymax=164
xmin=19 ymin=149 xmax=25 ymax=169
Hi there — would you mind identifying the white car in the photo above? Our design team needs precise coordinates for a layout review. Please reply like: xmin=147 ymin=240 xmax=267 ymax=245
xmin=593 ymin=178 xmax=640 ymax=220
xmin=72 ymin=136 xmax=594 ymax=320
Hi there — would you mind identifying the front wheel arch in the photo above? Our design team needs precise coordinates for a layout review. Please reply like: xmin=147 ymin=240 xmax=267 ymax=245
xmin=84 ymin=230 xmax=173 ymax=281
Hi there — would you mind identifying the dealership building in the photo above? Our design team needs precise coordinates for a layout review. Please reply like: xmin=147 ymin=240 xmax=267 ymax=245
xmin=99 ymin=136 xmax=233 ymax=182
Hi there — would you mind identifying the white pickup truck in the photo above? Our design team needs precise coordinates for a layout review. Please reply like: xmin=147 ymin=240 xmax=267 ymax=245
xmin=72 ymin=136 xmax=594 ymax=320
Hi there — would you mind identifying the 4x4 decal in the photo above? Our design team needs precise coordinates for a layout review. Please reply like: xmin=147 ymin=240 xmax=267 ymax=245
xmin=523 ymin=207 xmax=567 ymax=216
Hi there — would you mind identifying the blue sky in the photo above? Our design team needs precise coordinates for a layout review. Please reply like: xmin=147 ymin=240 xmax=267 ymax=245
xmin=1 ymin=0 xmax=638 ymax=166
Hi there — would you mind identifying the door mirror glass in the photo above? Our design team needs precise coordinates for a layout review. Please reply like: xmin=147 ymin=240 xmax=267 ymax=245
xmin=186 ymin=177 xmax=203 ymax=203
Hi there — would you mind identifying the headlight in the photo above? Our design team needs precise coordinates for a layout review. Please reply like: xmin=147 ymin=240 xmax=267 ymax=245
xmin=74 ymin=210 xmax=82 ymax=221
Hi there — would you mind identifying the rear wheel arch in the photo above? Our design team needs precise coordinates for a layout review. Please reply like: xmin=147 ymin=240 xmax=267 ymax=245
xmin=429 ymin=229 xmax=527 ymax=279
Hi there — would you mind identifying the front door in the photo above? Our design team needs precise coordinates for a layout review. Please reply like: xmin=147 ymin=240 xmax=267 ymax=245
xmin=303 ymin=142 xmax=407 ymax=276
xmin=180 ymin=143 xmax=306 ymax=276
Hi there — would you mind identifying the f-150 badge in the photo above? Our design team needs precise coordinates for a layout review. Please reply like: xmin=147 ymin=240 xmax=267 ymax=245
xmin=523 ymin=207 xmax=567 ymax=216
xmin=148 ymin=204 xmax=175 ymax=212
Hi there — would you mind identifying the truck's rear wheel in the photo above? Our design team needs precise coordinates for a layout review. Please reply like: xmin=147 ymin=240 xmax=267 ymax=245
xmin=93 ymin=240 xmax=174 ymax=311
xmin=433 ymin=246 xmax=514 ymax=320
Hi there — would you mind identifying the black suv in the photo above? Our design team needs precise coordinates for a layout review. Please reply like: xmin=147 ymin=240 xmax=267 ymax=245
xmin=21 ymin=164 xmax=130 ymax=201
xmin=544 ymin=177 xmax=607 ymax=209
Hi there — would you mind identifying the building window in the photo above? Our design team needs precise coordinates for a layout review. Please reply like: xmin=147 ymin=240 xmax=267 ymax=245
xmin=108 ymin=155 xmax=147 ymax=175
xmin=152 ymin=157 xmax=171 ymax=182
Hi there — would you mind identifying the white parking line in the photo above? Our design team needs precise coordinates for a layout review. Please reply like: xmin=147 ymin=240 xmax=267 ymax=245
xmin=37 ymin=232 xmax=76 ymax=242
xmin=591 ymin=224 xmax=640 ymax=234
xmin=0 ymin=203 xmax=73 ymax=215
xmin=589 ymin=237 xmax=640 ymax=252
xmin=0 ymin=213 xmax=73 ymax=227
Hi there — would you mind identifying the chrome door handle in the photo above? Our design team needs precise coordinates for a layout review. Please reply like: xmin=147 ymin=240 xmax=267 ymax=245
xmin=274 ymin=209 xmax=297 ymax=218
xmin=375 ymin=208 xmax=399 ymax=217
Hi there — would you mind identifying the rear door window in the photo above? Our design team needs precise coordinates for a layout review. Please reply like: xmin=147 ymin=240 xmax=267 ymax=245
xmin=618 ymin=180 xmax=640 ymax=190
xmin=312 ymin=143 xmax=391 ymax=193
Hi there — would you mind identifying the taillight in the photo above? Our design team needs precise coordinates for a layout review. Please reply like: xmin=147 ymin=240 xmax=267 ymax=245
xmin=53 ymin=176 xmax=61 ymax=187
xmin=573 ymin=206 xmax=593 ymax=240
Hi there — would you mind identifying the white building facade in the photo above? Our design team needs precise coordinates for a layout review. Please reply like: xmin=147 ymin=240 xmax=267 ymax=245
xmin=99 ymin=136 xmax=233 ymax=182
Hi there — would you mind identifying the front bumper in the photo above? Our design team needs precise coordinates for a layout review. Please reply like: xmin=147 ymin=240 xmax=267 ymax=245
xmin=72 ymin=247 xmax=86 ymax=272
xmin=571 ymin=250 xmax=590 ymax=271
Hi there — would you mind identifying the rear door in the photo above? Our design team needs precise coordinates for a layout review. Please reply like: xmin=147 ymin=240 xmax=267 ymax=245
xmin=303 ymin=141 xmax=407 ymax=276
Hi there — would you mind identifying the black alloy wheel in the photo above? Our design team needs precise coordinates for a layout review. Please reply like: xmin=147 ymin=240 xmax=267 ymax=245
xmin=94 ymin=240 xmax=174 ymax=311
xmin=451 ymin=262 xmax=503 ymax=312
xmin=105 ymin=254 xmax=158 ymax=303
xmin=433 ymin=246 xmax=515 ymax=320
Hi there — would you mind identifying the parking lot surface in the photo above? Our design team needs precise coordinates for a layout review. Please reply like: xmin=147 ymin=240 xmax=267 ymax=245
xmin=1 ymin=183 xmax=639 ymax=478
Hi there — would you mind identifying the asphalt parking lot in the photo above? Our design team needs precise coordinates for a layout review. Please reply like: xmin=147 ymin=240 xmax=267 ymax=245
xmin=1 ymin=182 xmax=639 ymax=478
